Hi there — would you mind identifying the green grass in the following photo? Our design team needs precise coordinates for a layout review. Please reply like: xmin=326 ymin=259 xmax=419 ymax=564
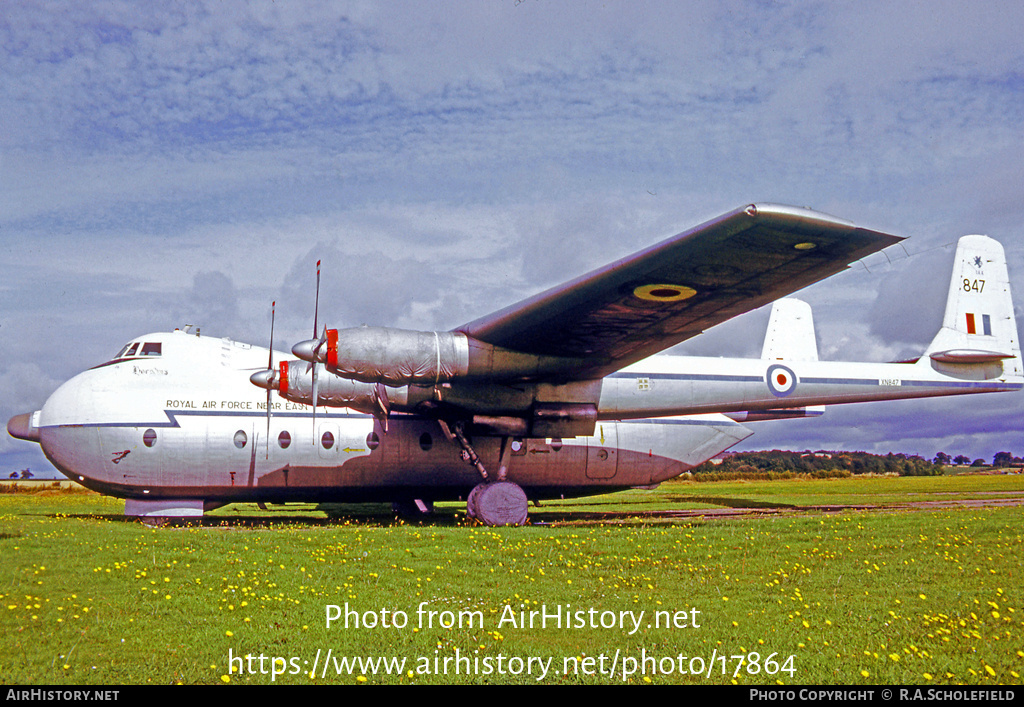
xmin=1 ymin=475 xmax=1022 ymax=685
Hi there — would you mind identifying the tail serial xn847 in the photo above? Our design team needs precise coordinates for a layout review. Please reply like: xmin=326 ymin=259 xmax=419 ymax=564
xmin=8 ymin=205 xmax=1022 ymax=525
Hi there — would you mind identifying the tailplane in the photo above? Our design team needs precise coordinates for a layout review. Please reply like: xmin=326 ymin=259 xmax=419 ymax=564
xmin=921 ymin=235 xmax=1022 ymax=379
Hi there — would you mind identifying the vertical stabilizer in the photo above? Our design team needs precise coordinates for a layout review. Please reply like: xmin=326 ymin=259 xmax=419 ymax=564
xmin=922 ymin=235 xmax=1022 ymax=378
xmin=756 ymin=298 xmax=824 ymax=419
xmin=762 ymin=298 xmax=818 ymax=361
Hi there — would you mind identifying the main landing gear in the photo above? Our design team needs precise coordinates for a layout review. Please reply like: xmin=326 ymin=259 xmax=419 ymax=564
xmin=466 ymin=481 xmax=529 ymax=526
xmin=443 ymin=420 xmax=529 ymax=526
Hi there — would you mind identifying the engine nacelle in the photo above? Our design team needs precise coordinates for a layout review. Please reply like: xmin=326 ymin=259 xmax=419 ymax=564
xmin=325 ymin=328 xmax=468 ymax=386
xmin=277 ymin=360 xmax=409 ymax=414
xmin=319 ymin=326 xmax=586 ymax=386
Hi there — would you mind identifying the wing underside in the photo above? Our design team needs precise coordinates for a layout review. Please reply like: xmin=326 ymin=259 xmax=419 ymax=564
xmin=459 ymin=204 xmax=902 ymax=379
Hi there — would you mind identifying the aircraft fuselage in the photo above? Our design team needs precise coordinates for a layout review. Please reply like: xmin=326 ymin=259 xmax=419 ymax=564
xmin=29 ymin=330 xmax=752 ymax=508
xmin=27 ymin=325 xmax=1020 ymax=513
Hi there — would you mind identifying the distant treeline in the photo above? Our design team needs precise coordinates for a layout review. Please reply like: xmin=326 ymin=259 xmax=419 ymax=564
xmin=689 ymin=450 xmax=943 ymax=479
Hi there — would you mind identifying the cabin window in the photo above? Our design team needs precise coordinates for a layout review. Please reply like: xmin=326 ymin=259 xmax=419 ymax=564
xmin=368 ymin=426 xmax=385 ymax=448
xmin=419 ymin=432 xmax=432 ymax=451
xmin=139 ymin=342 xmax=162 ymax=356
xmin=233 ymin=430 xmax=247 ymax=449
xmin=549 ymin=437 xmax=563 ymax=452
xmin=278 ymin=431 xmax=291 ymax=449
xmin=321 ymin=431 xmax=335 ymax=450
xmin=143 ymin=429 xmax=157 ymax=447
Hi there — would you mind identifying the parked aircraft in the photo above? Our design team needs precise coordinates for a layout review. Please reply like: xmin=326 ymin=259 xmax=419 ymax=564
xmin=8 ymin=204 xmax=1021 ymax=525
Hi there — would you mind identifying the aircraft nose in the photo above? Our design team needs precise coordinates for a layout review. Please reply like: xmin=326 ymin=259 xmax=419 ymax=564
xmin=249 ymin=370 xmax=277 ymax=390
xmin=291 ymin=338 xmax=319 ymax=363
xmin=8 ymin=412 xmax=41 ymax=442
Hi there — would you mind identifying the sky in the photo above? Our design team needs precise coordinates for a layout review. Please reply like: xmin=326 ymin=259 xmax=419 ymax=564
xmin=2 ymin=1 xmax=1023 ymax=477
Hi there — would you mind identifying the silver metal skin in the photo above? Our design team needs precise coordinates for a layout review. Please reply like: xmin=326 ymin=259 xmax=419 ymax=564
xmin=249 ymin=369 xmax=275 ymax=390
xmin=329 ymin=327 xmax=470 ymax=386
xmin=291 ymin=338 xmax=318 ymax=363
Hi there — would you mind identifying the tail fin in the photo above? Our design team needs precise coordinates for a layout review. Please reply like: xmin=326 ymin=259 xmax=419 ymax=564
xmin=743 ymin=298 xmax=824 ymax=420
xmin=762 ymin=298 xmax=818 ymax=361
xmin=921 ymin=235 xmax=1022 ymax=379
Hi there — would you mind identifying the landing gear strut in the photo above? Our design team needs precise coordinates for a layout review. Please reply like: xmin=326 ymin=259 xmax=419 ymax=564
xmin=442 ymin=420 xmax=529 ymax=526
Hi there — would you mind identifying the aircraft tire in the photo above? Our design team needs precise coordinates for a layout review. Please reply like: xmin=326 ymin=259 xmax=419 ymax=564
xmin=466 ymin=484 xmax=482 ymax=519
xmin=467 ymin=481 xmax=528 ymax=526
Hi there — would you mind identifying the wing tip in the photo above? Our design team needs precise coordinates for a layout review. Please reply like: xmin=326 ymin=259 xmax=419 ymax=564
xmin=745 ymin=203 xmax=851 ymax=230
xmin=744 ymin=202 xmax=904 ymax=247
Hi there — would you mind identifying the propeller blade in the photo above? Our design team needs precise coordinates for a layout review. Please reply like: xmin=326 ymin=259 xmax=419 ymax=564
xmin=313 ymin=261 xmax=321 ymax=440
xmin=249 ymin=430 xmax=259 ymax=486
xmin=313 ymin=325 xmax=327 ymax=359
xmin=268 ymin=301 xmax=275 ymax=368
xmin=266 ymin=301 xmax=275 ymax=459
xmin=311 ymin=360 xmax=319 ymax=443
xmin=305 ymin=260 xmax=323 ymax=375
xmin=313 ymin=259 xmax=321 ymax=339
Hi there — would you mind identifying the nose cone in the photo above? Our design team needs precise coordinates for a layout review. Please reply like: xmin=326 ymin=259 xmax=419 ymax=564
xmin=249 ymin=370 xmax=277 ymax=390
xmin=292 ymin=338 xmax=320 ymax=363
xmin=7 ymin=412 xmax=41 ymax=442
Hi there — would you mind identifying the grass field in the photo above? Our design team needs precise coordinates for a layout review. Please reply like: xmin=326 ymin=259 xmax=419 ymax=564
xmin=1 ymin=474 xmax=1022 ymax=685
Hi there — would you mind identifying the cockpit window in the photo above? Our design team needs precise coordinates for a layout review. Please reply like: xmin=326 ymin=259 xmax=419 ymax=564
xmin=108 ymin=341 xmax=161 ymax=363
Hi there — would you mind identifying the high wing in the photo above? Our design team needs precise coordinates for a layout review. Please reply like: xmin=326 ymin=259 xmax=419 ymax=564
xmin=458 ymin=203 xmax=902 ymax=379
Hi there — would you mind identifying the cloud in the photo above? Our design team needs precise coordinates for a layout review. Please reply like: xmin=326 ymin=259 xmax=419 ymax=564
xmin=3 ymin=1 xmax=1023 ymax=477
xmin=0 ymin=362 xmax=62 ymax=456
xmin=183 ymin=271 xmax=240 ymax=337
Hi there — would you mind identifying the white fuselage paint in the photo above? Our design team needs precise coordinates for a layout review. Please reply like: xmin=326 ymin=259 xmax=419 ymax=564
xmin=34 ymin=330 xmax=752 ymax=504
xmin=599 ymin=354 xmax=1020 ymax=420
xmin=30 ymin=312 xmax=1022 ymax=507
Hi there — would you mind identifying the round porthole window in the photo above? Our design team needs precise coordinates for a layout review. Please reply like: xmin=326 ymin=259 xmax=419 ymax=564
xmin=419 ymin=432 xmax=432 ymax=451
xmin=234 ymin=430 xmax=247 ymax=449
xmin=278 ymin=430 xmax=291 ymax=449
xmin=366 ymin=431 xmax=380 ymax=450
xmin=321 ymin=431 xmax=335 ymax=450
xmin=143 ymin=429 xmax=157 ymax=448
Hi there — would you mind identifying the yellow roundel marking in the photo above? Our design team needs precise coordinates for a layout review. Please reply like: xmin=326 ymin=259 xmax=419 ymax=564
xmin=794 ymin=242 xmax=816 ymax=251
xmin=633 ymin=284 xmax=697 ymax=302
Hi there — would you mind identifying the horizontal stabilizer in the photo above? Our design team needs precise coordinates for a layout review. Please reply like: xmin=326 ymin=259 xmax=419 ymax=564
xmin=726 ymin=406 xmax=825 ymax=422
xmin=929 ymin=349 xmax=1014 ymax=364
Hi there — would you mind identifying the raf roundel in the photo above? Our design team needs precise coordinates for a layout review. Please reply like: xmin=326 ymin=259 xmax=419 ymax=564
xmin=766 ymin=364 xmax=797 ymax=397
xmin=633 ymin=284 xmax=697 ymax=302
